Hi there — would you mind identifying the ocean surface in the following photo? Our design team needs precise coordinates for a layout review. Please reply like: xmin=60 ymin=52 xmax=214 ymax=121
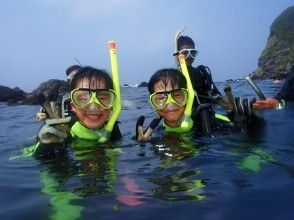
xmin=0 ymin=80 xmax=293 ymax=220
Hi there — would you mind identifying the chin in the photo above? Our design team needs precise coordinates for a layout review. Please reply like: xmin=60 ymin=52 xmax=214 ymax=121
xmin=82 ymin=117 xmax=108 ymax=130
xmin=85 ymin=123 xmax=104 ymax=130
xmin=164 ymin=116 xmax=182 ymax=127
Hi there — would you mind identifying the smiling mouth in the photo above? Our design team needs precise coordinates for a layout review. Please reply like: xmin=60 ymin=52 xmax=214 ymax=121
xmin=85 ymin=113 xmax=101 ymax=120
xmin=163 ymin=109 xmax=178 ymax=113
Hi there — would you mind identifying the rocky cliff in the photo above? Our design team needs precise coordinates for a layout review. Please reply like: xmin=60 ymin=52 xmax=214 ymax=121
xmin=0 ymin=79 xmax=68 ymax=105
xmin=252 ymin=6 xmax=294 ymax=79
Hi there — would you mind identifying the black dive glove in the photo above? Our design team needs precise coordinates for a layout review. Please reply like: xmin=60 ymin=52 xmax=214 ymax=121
xmin=136 ymin=116 xmax=161 ymax=142
xmin=227 ymin=97 xmax=257 ymax=123
xmin=213 ymin=85 xmax=260 ymax=124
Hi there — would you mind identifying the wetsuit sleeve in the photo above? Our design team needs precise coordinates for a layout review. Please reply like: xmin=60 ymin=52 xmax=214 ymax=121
xmin=275 ymin=71 xmax=294 ymax=101
xmin=109 ymin=121 xmax=122 ymax=141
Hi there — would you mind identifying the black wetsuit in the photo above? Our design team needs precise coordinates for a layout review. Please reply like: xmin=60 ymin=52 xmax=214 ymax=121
xmin=275 ymin=70 xmax=294 ymax=101
xmin=108 ymin=122 xmax=122 ymax=141
xmin=187 ymin=65 xmax=222 ymax=104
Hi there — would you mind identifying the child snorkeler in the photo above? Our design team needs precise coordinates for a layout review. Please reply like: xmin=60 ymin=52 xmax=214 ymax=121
xmin=35 ymin=66 xmax=121 ymax=149
xmin=36 ymin=41 xmax=121 ymax=148
xmin=136 ymin=55 xmax=263 ymax=141
xmin=136 ymin=55 xmax=196 ymax=141
xmin=68 ymin=66 xmax=121 ymax=141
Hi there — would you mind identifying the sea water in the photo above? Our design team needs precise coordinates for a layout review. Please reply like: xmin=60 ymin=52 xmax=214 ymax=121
xmin=0 ymin=80 xmax=293 ymax=220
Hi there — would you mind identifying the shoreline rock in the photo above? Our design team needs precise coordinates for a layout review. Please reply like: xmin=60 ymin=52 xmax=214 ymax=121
xmin=251 ymin=6 xmax=294 ymax=79
xmin=0 ymin=79 xmax=68 ymax=105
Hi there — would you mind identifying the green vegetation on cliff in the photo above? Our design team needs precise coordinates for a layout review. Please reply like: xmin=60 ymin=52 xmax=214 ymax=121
xmin=270 ymin=6 xmax=294 ymax=43
xmin=254 ymin=6 xmax=294 ymax=79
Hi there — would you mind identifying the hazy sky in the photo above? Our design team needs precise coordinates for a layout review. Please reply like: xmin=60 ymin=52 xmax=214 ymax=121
xmin=0 ymin=0 xmax=293 ymax=91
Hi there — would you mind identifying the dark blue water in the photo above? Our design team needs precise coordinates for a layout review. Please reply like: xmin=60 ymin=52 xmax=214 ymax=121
xmin=0 ymin=80 xmax=293 ymax=220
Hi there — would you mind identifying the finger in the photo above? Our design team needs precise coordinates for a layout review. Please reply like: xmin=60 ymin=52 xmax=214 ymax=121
xmin=243 ymin=98 xmax=251 ymax=117
xmin=136 ymin=126 xmax=145 ymax=141
xmin=143 ymin=127 xmax=154 ymax=139
xmin=37 ymin=93 xmax=54 ymax=118
xmin=149 ymin=117 xmax=162 ymax=130
xmin=136 ymin=116 xmax=145 ymax=140
xmin=136 ymin=116 xmax=145 ymax=127
xmin=50 ymin=101 xmax=60 ymax=118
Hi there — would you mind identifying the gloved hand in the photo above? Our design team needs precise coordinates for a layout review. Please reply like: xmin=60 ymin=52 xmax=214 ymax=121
xmin=37 ymin=93 xmax=71 ymax=144
xmin=227 ymin=97 xmax=256 ymax=123
xmin=39 ymin=117 xmax=72 ymax=144
xmin=213 ymin=85 xmax=257 ymax=124
xmin=136 ymin=116 xmax=161 ymax=142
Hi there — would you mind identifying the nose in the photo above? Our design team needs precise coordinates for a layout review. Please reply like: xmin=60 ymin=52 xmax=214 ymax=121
xmin=165 ymin=102 xmax=178 ymax=110
xmin=87 ymin=102 xmax=101 ymax=110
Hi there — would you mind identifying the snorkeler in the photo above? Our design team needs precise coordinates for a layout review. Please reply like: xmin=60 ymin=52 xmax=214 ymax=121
xmin=36 ymin=41 xmax=121 ymax=146
xmin=36 ymin=66 xmax=121 ymax=146
xmin=68 ymin=66 xmax=121 ymax=141
xmin=136 ymin=55 xmax=262 ymax=141
xmin=173 ymin=34 xmax=222 ymax=105
xmin=253 ymin=66 xmax=294 ymax=109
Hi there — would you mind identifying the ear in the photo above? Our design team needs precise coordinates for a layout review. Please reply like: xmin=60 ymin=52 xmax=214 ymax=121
xmin=70 ymin=102 xmax=77 ymax=114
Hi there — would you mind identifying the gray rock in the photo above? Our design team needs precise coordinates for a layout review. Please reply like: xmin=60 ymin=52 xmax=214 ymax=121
xmin=252 ymin=6 xmax=294 ymax=79
xmin=0 ymin=85 xmax=27 ymax=102
xmin=24 ymin=79 xmax=68 ymax=105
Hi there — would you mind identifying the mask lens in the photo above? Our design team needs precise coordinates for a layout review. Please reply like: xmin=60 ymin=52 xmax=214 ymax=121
xmin=171 ymin=89 xmax=188 ymax=106
xmin=179 ymin=49 xmax=189 ymax=58
xmin=72 ymin=90 xmax=91 ymax=108
xmin=151 ymin=93 xmax=168 ymax=109
xmin=190 ymin=49 xmax=197 ymax=58
xmin=96 ymin=90 xmax=115 ymax=109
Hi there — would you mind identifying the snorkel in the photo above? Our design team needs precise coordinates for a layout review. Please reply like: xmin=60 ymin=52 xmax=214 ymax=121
xmin=174 ymin=27 xmax=186 ymax=68
xmin=105 ymin=41 xmax=121 ymax=133
xmin=97 ymin=41 xmax=121 ymax=142
xmin=163 ymin=55 xmax=195 ymax=133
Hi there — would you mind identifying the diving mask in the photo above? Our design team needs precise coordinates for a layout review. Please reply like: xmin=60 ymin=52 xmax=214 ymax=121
xmin=71 ymin=88 xmax=115 ymax=109
xmin=149 ymin=88 xmax=188 ymax=110
xmin=178 ymin=48 xmax=198 ymax=59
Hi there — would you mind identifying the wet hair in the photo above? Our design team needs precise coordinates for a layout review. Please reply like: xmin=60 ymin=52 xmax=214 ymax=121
xmin=148 ymin=68 xmax=187 ymax=93
xmin=177 ymin=36 xmax=195 ymax=50
xmin=66 ymin=65 xmax=82 ymax=76
xmin=69 ymin=66 xmax=113 ymax=91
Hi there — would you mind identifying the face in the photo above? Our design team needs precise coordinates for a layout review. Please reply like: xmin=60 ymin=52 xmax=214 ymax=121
xmin=177 ymin=44 xmax=195 ymax=66
xmin=152 ymin=79 xmax=185 ymax=127
xmin=71 ymin=78 xmax=111 ymax=130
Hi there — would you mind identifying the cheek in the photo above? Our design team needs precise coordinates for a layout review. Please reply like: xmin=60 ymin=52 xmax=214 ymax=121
xmin=179 ymin=106 xmax=185 ymax=113
xmin=156 ymin=110 xmax=165 ymax=118
xmin=104 ymin=110 xmax=111 ymax=118
xmin=70 ymin=103 xmax=77 ymax=114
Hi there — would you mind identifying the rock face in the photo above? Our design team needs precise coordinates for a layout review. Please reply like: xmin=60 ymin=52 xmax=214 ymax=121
xmin=0 ymin=86 xmax=27 ymax=103
xmin=24 ymin=79 xmax=68 ymax=105
xmin=252 ymin=6 xmax=294 ymax=79
xmin=0 ymin=79 xmax=68 ymax=105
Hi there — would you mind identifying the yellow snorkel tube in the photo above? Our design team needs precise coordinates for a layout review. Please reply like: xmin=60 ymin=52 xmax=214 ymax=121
xmin=163 ymin=54 xmax=194 ymax=133
xmin=96 ymin=41 xmax=121 ymax=143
